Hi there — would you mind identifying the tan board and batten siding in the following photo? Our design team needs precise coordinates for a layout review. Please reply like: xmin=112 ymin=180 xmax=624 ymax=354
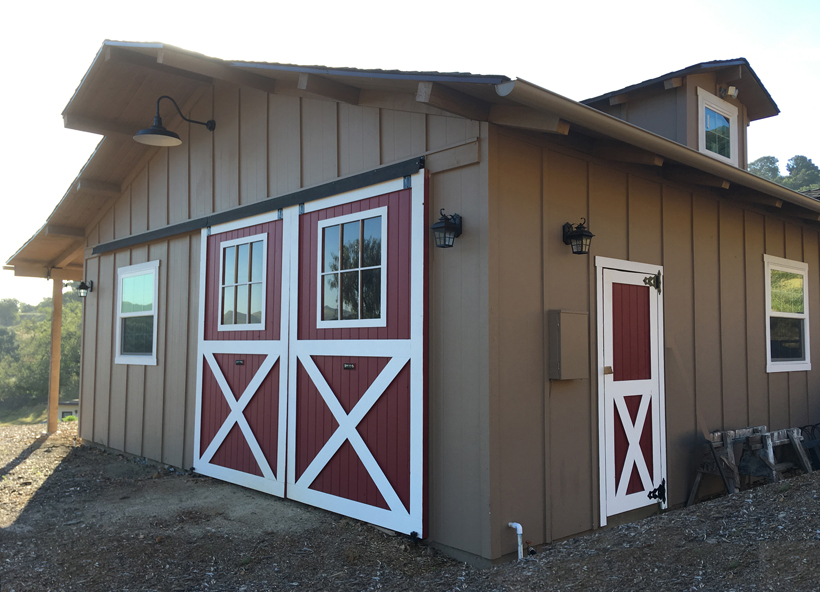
xmin=79 ymin=79 xmax=820 ymax=564
xmin=80 ymin=83 xmax=493 ymax=558
xmin=486 ymin=126 xmax=820 ymax=559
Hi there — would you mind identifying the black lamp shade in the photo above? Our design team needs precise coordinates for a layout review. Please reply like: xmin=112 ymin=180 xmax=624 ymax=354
xmin=430 ymin=211 xmax=462 ymax=248
xmin=78 ymin=280 xmax=93 ymax=298
xmin=134 ymin=116 xmax=183 ymax=147
xmin=563 ymin=220 xmax=594 ymax=255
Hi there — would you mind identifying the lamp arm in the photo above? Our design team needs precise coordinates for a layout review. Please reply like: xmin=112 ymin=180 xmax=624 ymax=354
xmin=156 ymin=95 xmax=216 ymax=131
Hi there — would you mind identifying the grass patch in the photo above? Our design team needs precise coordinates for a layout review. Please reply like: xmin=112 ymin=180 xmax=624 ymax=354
xmin=0 ymin=403 xmax=47 ymax=425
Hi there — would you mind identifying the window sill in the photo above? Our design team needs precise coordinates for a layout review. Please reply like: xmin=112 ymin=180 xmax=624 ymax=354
xmin=767 ymin=361 xmax=811 ymax=373
xmin=115 ymin=355 xmax=157 ymax=366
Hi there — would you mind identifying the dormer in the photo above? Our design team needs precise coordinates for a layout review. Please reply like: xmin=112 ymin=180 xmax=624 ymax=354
xmin=583 ymin=59 xmax=779 ymax=170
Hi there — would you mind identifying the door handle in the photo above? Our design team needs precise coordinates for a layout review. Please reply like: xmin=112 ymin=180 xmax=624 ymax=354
xmin=603 ymin=366 xmax=613 ymax=375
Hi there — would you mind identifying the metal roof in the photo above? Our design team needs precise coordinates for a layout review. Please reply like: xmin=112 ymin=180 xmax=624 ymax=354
xmin=583 ymin=58 xmax=780 ymax=121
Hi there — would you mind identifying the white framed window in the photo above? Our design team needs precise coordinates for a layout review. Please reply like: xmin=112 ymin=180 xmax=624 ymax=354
xmin=765 ymin=255 xmax=811 ymax=373
xmin=697 ymin=87 xmax=739 ymax=167
xmin=115 ymin=260 xmax=160 ymax=365
xmin=218 ymin=233 xmax=267 ymax=331
xmin=317 ymin=207 xmax=387 ymax=329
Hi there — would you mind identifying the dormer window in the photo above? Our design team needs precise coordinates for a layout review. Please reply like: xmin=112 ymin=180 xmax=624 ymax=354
xmin=697 ymin=88 xmax=738 ymax=167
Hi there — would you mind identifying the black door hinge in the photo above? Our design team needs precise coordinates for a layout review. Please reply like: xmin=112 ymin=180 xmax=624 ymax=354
xmin=647 ymin=478 xmax=666 ymax=504
xmin=643 ymin=271 xmax=662 ymax=294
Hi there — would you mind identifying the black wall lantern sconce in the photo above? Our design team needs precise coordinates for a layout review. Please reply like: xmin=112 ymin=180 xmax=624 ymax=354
xmin=134 ymin=95 xmax=216 ymax=147
xmin=563 ymin=218 xmax=594 ymax=255
xmin=430 ymin=209 xmax=463 ymax=248
xmin=78 ymin=280 xmax=93 ymax=298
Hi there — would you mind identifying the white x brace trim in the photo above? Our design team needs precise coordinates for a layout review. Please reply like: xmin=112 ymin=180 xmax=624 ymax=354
xmin=199 ymin=351 xmax=278 ymax=480
xmin=613 ymin=392 xmax=653 ymax=499
xmin=294 ymin=353 xmax=410 ymax=516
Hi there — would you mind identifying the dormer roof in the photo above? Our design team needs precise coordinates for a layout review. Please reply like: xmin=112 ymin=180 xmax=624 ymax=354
xmin=583 ymin=58 xmax=779 ymax=121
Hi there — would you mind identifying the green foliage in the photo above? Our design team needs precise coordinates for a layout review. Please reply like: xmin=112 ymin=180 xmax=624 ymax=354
xmin=782 ymin=155 xmax=820 ymax=192
xmin=748 ymin=156 xmax=781 ymax=182
xmin=0 ymin=283 xmax=82 ymax=409
xmin=0 ymin=299 xmax=20 ymax=327
xmin=61 ymin=415 xmax=78 ymax=422
xmin=749 ymin=154 xmax=820 ymax=193
xmin=0 ymin=402 xmax=47 ymax=425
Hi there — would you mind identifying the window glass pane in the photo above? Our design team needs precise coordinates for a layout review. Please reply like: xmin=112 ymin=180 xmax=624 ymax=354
xmin=121 ymin=316 xmax=154 ymax=354
xmin=251 ymin=241 xmax=264 ymax=283
xmin=770 ymin=317 xmax=805 ymax=361
xmin=322 ymin=274 xmax=339 ymax=321
xmin=121 ymin=273 xmax=153 ymax=313
xmin=236 ymin=285 xmax=249 ymax=324
xmin=341 ymin=222 xmax=360 ymax=270
xmin=250 ymin=284 xmax=263 ymax=324
xmin=771 ymin=270 xmax=804 ymax=313
xmin=323 ymin=225 xmax=340 ymax=273
xmin=222 ymin=287 xmax=235 ymax=325
xmin=704 ymin=107 xmax=731 ymax=158
xmin=237 ymin=243 xmax=249 ymax=284
xmin=223 ymin=246 xmax=236 ymax=285
xmin=362 ymin=217 xmax=381 ymax=267
xmin=341 ymin=271 xmax=359 ymax=319
xmin=361 ymin=268 xmax=381 ymax=319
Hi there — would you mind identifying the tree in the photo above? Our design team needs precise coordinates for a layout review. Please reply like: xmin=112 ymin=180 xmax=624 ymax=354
xmin=0 ymin=299 xmax=19 ymax=327
xmin=0 ymin=283 xmax=83 ymax=407
xmin=749 ymin=154 xmax=820 ymax=193
xmin=748 ymin=156 xmax=781 ymax=183
xmin=782 ymin=155 xmax=820 ymax=192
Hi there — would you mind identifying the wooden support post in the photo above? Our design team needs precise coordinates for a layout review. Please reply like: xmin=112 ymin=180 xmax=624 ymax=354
xmin=47 ymin=279 xmax=63 ymax=434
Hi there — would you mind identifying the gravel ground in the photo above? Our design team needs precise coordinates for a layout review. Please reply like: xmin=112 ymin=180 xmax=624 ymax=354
xmin=1 ymin=423 xmax=819 ymax=591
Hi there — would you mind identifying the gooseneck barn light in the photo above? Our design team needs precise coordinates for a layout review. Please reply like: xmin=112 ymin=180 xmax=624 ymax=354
xmin=430 ymin=209 xmax=463 ymax=248
xmin=563 ymin=218 xmax=594 ymax=255
xmin=134 ymin=95 xmax=216 ymax=147
xmin=78 ymin=280 xmax=93 ymax=298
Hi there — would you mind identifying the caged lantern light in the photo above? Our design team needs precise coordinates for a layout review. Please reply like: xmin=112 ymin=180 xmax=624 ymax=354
xmin=430 ymin=209 xmax=463 ymax=248
xmin=562 ymin=218 xmax=594 ymax=255
xmin=134 ymin=95 xmax=216 ymax=147
xmin=77 ymin=280 xmax=93 ymax=298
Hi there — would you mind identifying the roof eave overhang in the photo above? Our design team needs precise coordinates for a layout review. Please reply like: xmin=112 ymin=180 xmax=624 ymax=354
xmin=497 ymin=78 xmax=817 ymax=213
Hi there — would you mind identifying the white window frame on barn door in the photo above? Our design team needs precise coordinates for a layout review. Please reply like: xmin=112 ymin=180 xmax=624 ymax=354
xmin=114 ymin=260 xmax=160 ymax=366
xmin=764 ymin=254 xmax=811 ymax=373
xmin=217 ymin=233 xmax=268 ymax=332
xmin=316 ymin=207 xmax=388 ymax=329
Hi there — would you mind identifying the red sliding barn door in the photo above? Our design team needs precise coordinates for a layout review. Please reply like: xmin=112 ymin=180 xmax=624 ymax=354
xmin=195 ymin=218 xmax=288 ymax=496
xmin=600 ymin=266 xmax=666 ymax=519
xmin=194 ymin=172 xmax=426 ymax=536
xmin=286 ymin=178 xmax=426 ymax=536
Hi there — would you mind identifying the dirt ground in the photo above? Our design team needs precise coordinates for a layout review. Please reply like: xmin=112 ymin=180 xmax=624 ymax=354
xmin=1 ymin=424 xmax=819 ymax=591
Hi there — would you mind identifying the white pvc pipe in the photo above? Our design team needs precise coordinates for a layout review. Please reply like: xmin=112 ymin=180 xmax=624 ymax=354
xmin=508 ymin=522 xmax=523 ymax=560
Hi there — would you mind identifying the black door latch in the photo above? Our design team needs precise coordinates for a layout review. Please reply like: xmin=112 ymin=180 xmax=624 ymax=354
xmin=647 ymin=478 xmax=666 ymax=504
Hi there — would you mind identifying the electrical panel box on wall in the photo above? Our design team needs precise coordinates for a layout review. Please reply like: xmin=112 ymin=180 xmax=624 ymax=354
xmin=548 ymin=310 xmax=589 ymax=380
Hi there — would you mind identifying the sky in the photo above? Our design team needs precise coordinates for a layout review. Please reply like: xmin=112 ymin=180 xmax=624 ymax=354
xmin=1 ymin=0 xmax=818 ymax=305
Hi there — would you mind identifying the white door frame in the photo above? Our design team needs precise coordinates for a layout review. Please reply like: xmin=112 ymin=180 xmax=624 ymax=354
xmin=595 ymin=256 xmax=667 ymax=527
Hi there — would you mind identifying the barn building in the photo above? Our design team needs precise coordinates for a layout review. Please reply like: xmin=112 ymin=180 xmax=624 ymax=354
xmin=6 ymin=42 xmax=820 ymax=565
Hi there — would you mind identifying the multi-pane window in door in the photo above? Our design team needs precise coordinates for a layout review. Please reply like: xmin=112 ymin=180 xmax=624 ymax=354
xmin=219 ymin=234 xmax=267 ymax=330
xmin=318 ymin=208 xmax=388 ymax=328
